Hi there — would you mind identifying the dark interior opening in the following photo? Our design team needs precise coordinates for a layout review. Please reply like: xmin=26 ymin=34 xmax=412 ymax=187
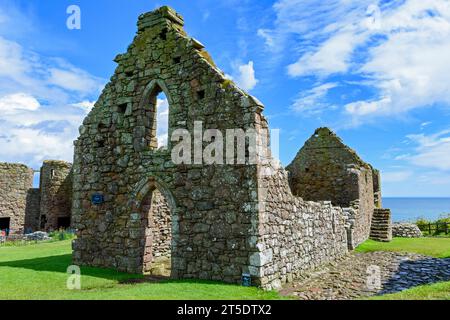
xmin=98 ymin=139 xmax=105 ymax=148
xmin=125 ymin=71 xmax=134 ymax=77
xmin=159 ymin=28 xmax=168 ymax=40
xmin=98 ymin=123 xmax=109 ymax=131
xmin=0 ymin=217 xmax=11 ymax=235
xmin=40 ymin=215 xmax=47 ymax=230
xmin=57 ymin=217 xmax=71 ymax=229
xmin=197 ymin=89 xmax=205 ymax=100
xmin=173 ymin=56 xmax=181 ymax=64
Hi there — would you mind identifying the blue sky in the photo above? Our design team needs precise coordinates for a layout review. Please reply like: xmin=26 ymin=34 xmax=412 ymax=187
xmin=1 ymin=0 xmax=450 ymax=197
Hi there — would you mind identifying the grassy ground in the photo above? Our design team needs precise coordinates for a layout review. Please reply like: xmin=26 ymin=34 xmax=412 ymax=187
xmin=356 ymin=237 xmax=450 ymax=300
xmin=2 ymin=238 xmax=449 ymax=300
xmin=0 ymin=240 xmax=281 ymax=300
xmin=370 ymin=282 xmax=450 ymax=300
xmin=356 ymin=237 xmax=450 ymax=258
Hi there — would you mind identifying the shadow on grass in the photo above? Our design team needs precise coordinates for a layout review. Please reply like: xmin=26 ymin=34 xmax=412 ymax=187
xmin=377 ymin=257 xmax=450 ymax=296
xmin=0 ymin=254 xmax=141 ymax=282
xmin=0 ymin=254 xmax=246 ymax=288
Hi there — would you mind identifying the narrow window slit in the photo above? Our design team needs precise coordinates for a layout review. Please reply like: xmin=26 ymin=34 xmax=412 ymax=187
xmin=159 ymin=28 xmax=168 ymax=40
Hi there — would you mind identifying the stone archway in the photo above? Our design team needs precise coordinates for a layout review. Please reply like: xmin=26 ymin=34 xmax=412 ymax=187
xmin=131 ymin=177 xmax=177 ymax=275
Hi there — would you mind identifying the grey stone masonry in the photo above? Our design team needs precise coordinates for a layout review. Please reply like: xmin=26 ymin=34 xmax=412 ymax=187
xmin=0 ymin=163 xmax=34 ymax=235
xmin=72 ymin=6 xmax=264 ymax=283
xmin=286 ymin=127 xmax=386 ymax=247
xmin=0 ymin=161 xmax=73 ymax=235
xmin=370 ymin=208 xmax=392 ymax=242
xmin=39 ymin=160 xmax=73 ymax=231
xmin=24 ymin=188 xmax=41 ymax=232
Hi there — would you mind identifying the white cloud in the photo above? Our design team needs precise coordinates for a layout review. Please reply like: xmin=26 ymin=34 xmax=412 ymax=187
xmin=48 ymin=67 xmax=104 ymax=95
xmin=229 ymin=61 xmax=259 ymax=91
xmin=263 ymin=0 xmax=450 ymax=121
xmin=404 ymin=130 xmax=450 ymax=171
xmin=0 ymin=21 xmax=103 ymax=168
xmin=257 ymin=29 xmax=275 ymax=49
xmin=288 ymin=32 xmax=364 ymax=77
xmin=0 ymin=93 xmax=40 ymax=114
xmin=292 ymin=82 xmax=337 ymax=114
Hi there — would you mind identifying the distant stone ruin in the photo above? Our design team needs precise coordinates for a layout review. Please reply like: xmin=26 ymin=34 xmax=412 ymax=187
xmin=71 ymin=6 xmax=392 ymax=290
xmin=287 ymin=127 xmax=391 ymax=246
xmin=0 ymin=161 xmax=72 ymax=235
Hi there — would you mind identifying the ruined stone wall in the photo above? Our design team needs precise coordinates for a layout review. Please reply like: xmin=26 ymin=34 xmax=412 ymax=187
xmin=253 ymin=162 xmax=349 ymax=290
xmin=287 ymin=127 xmax=375 ymax=247
xmin=0 ymin=163 xmax=34 ymax=235
xmin=372 ymin=169 xmax=382 ymax=208
xmin=24 ymin=188 xmax=41 ymax=232
xmin=40 ymin=161 xmax=73 ymax=231
xmin=72 ymin=7 xmax=262 ymax=283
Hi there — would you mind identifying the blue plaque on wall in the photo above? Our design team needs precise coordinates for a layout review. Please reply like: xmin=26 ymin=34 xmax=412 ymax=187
xmin=91 ymin=194 xmax=104 ymax=205
xmin=242 ymin=273 xmax=251 ymax=287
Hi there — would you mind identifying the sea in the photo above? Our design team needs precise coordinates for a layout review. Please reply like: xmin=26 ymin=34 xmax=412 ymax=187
xmin=383 ymin=198 xmax=450 ymax=222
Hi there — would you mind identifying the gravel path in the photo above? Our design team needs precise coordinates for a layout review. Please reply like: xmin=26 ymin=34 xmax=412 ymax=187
xmin=280 ymin=251 xmax=450 ymax=300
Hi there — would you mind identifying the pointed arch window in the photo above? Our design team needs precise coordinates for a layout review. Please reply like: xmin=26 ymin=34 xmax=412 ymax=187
xmin=138 ymin=80 xmax=172 ymax=150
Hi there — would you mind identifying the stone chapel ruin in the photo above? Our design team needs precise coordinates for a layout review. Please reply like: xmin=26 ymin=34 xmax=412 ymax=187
xmin=70 ymin=6 xmax=392 ymax=290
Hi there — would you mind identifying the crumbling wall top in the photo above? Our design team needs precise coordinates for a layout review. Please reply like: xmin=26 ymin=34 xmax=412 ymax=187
xmin=0 ymin=162 xmax=33 ymax=172
xmin=138 ymin=6 xmax=184 ymax=31
xmin=300 ymin=127 xmax=372 ymax=170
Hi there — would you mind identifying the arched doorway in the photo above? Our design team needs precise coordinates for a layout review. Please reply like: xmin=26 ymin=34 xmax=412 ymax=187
xmin=135 ymin=179 xmax=176 ymax=276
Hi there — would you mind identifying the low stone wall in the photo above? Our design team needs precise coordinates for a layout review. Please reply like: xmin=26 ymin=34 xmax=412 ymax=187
xmin=392 ymin=223 xmax=422 ymax=238
xmin=255 ymin=165 xmax=350 ymax=290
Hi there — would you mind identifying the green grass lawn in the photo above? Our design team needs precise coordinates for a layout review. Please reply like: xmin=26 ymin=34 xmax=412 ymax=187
xmin=0 ymin=240 xmax=281 ymax=300
xmin=356 ymin=237 xmax=450 ymax=300
xmin=356 ymin=237 xmax=450 ymax=258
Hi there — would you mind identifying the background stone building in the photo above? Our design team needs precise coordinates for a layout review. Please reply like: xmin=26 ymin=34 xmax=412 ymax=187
xmin=0 ymin=163 xmax=35 ymax=235
xmin=287 ymin=127 xmax=383 ymax=247
xmin=72 ymin=6 xmax=391 ymax=290
xmin=39 ymin=161 xmax=73 ymax=231
xmin=0 ymin=161 xmax=72 ymax=235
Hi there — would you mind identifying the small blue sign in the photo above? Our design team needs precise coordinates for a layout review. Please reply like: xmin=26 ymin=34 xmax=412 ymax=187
xmin=242 ymin=273 xmax=251 ymax=287
xmin=91 ymin=194 xmax=104 ymax=205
